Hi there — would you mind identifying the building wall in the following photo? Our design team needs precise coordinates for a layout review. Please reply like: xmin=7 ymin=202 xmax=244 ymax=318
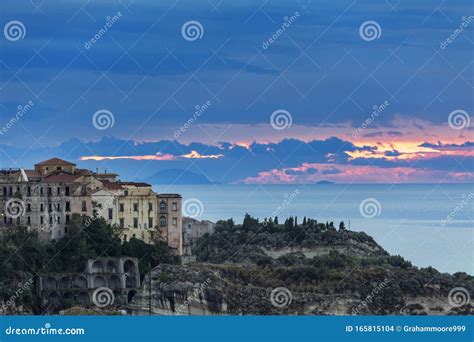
xmin=157 ymin=195 xmax=182 ymax=255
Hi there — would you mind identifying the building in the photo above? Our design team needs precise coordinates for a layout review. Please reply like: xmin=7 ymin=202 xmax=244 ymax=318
xmin=37 ymin=257 xmax=140 ymax=309
xmin=0 ymin=158 xmax=183 ymax=254
xmin=182 ymin=217 xmax=215 ymax=260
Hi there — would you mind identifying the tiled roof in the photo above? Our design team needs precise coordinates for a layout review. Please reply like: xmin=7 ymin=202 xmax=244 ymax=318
xmin=35 ymin=158 xmax=76 ymax=166
xmin=42 ymin=173 xmax=81 ymax=183
xmin=101 ymin=180 xmax=124 ymax=190
xmin=119 ymin=181 xmax=151 ymax=187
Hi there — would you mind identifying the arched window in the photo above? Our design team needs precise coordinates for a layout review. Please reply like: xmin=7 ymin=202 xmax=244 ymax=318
xmin=159 ymin=201 xmax=167 ymax=212
xmin=160 ymin=215 xmax=167 ymax=226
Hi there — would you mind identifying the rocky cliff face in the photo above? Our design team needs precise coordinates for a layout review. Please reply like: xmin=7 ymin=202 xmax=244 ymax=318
xmin=129 ymin=263 xmax=473 ymax=316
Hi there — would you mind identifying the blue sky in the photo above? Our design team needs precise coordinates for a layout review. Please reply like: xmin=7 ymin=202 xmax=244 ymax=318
xmin=0 ymin=0 xmax=472 ymax=183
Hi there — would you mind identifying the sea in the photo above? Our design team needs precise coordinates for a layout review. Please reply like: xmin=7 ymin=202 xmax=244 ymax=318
xmin=153 ymin=183 xmax=474 ymax=274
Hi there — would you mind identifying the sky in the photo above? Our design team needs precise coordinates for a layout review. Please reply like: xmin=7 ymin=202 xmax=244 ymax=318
xmin=0 ymin=0 xmax=472 ymax=184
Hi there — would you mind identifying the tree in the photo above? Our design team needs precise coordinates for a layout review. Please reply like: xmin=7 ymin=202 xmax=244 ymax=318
xmin=339 ymin=221 xmax=346 ymax=231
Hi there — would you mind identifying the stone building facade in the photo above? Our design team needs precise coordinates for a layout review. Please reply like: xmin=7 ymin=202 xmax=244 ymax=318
xmin=182 ymin=217 xmax=215 ymax=260
xmin=0 ymin=158 xmax=183 ymax=254
xmin=37 ymin=257 xmax=140 ymax=308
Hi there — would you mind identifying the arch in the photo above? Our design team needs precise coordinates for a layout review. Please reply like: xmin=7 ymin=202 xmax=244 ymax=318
xmin=109 ymin=275 xmax=121 ymax=288
xmin=91 ymin=260 xmax=104 ymax=273
xmin=76 ymin=291 xmax=89 ymax=305
xmin=107 ymin=260 xmax=118 ymax=273
xmin=58 ymin=277 xmax=72 ymax=289
xmin=47 ymin=291 xmax=59 ymax=305
xmin=44 ymin=277 xmax=57 ymax=290
xmin=159 ymin=215 xmax=167 ymax=226
xmin=62 ymin=292 xmax=74 ymax=306
xmin=127 ymin=290 xmax=137 ymax=303
xmin=159 ymin=201 xmax=167 ymax=212
xmin=123 ymin=259 xmax=135 ymax=274
xmin=93 ymin=275 xmax=107 ymax=288
xmin=74 ymin=276 xmax=87 ymax=289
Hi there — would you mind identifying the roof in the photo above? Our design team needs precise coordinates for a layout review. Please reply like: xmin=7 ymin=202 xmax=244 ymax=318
xmin=35 ymin=158 xmax=76 ymax=167
xmin=42 ymin=173 xmax=81 ymax=183
xmin=101 ymin=180 xmax=123 ymax=190
xmin=23 ymin=169 xmax=41 ymax=178
xmin=119 ymin=181 xmax=151 ymax=187
xmin=157 ymin=193 xmax=182 ymax=198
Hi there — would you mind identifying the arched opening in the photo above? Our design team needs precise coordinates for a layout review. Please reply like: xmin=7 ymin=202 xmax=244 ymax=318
xmin=107 ymin=260 xmax=118 ymax=273
xmin=47 ymin=292 xmax=59 ymax=305
xmin=125 ymin=275 xmax=136 ymax=288
xmin=91 ymin=260 xmax=104 ymax=273
xmin=93 ymin=275 xmax=107 ymax=288
xmin=127 ymin=290 xmax=137 ymax=303
xmin=44 ymin=277 xmax=57 ymax=290
xmin=123 ymin=260 xmax=135 ymax=274
xmin=160 ymin=215 xmax=167 ymax=226
xmin=58 ymin=277 xmax=72 ymax=289
xmin=74 ymin=276 xmax=87 ymax=289
xmin=76 ymin=292 xmax=89 ymax=305
xmin=109 ymin=275 xmax=121 ymax=288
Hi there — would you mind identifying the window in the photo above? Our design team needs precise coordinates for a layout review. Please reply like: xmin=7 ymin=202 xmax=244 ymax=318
xmin=40 ymin=203 xmax=44 ymax=212
xmin=160 ymin=201 xmax=166 ymax=212
xmin=133 ymin=218 xmax=138 ymax=228
xmin=108 ymin=208 xmax=113 ymax=220
xmin=172 ymin=202 xmax=177 ymax=211
xmin=40 ymin=216 xmax=44 ymax=225
xmin=57 ymin=203 xmax=60 ymax=211
xmin=49 ymin=216 xmax=53 ymax=225
xmin=26 ymin=203 xmax=31 ymax=212
xmin=173 ymin=217 xmax=177 ymax=226
xmin=119 ymin=203 xmax=124 ymax=212
xmin=148 ymin=218 xmax=153 ymax=228
xmin=148 ymin=202 xmax=153 ymax=211
xmin=48 ymin=203 xmax=52 ymax=212
xmin=133 ymin=203 xmax=138 ymax=212
xmin=66 ymin=215 xmax=70 ymax=223
xmin=47 ymin=187 xmax=52 ymax=196
xmin=65 ymin=187 xmax=70 ymax=196
xmin=27 ymin=187 xmax=31 ymax=196
xmin=65 ymin=227 xmax=68 ymax=234
xmin=57 ymin=216 xmax=61 ymax=224
xmin=81 ymin=185 xmax=87 ymax=196
xmin=82 ymin=201 xmax=87 ymax=212
xmin=160 ymin=216 xmax=167 ymax=226
xmin=3 ymin=187 xmax=6 ymax=196
xmin=65 ymin=202 xmax=70 ymax=212
xmin=119 ymin=218 xmax=124 ymax=228
xmin=57 ymin=187 xmax=61 ymax=195
xmin=57 ymin=166 xmax=62 ymax=170
xmin=27 ymin=216 xmax=31 ymax=225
